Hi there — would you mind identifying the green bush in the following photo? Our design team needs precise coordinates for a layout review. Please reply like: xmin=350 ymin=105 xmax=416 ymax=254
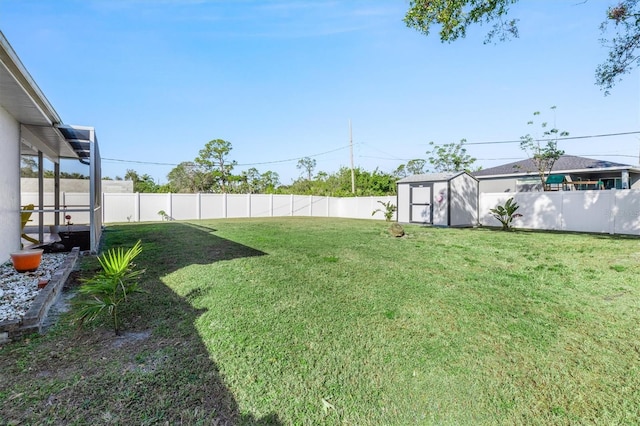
xmin=73 ymin=240 xmax=145 ymax=335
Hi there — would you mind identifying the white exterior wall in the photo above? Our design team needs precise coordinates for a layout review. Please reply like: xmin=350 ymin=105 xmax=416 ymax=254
xmin=480 ymin=190 xmax=640 ymax=236
xmin=0 ymin=106 xmax=21 ymax=262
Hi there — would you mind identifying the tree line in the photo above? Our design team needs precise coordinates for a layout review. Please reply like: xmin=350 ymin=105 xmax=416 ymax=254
xmin=21 ymin=107 xmax=567 ymax=195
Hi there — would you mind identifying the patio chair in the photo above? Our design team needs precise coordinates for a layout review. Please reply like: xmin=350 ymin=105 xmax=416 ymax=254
xmin=21 ymin=204 xmax=39 ymax=245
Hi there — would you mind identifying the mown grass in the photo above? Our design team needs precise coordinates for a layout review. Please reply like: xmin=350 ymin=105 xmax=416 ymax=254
xmin=1 ymin=217 xmax=639 ymax=424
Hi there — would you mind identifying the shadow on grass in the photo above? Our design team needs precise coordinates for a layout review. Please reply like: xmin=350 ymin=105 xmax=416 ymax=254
xmin=104 ymin=222 xmax=277 ymax=424
xmin=0 ymin=222 xmax=280 ymax=425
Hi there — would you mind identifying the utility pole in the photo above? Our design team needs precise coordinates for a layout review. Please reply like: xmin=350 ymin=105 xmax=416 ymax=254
xmin=349 ymin=119 xmax=355 ymax=194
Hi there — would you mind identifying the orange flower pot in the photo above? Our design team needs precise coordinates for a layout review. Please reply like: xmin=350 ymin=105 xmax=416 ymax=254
xmin=10 ymin=249 xmax=44 ymax=273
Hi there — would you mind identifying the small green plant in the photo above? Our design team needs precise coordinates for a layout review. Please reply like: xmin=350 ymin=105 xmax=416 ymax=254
xmin=158 ymin=210 xmax=169 ymax=221
xmin=490 ymin=198 xmax=522 ymax=231
xmin=372 ymin=201 xmax=397 ymax=222
xmin=74 ymin=240 xmax=145 ymax=335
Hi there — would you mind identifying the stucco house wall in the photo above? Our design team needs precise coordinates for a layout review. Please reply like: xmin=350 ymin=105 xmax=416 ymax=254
xmin=0 ymin=106 xmax=21 ymax=261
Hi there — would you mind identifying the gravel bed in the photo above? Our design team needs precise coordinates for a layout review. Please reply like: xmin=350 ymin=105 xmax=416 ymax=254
xmin=0 ymin=253 xmax=67 ymax=322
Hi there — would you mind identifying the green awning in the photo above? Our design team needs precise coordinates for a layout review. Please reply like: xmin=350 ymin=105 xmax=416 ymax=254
xmin=545 ymin=174 xmax=565 ymax=184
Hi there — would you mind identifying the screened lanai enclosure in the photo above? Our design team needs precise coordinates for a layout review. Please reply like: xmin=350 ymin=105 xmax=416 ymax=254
xmin=1 ymin=29 xmax=101 ymax=262
xmin=20 ymin=125 xmax=102 ymax=253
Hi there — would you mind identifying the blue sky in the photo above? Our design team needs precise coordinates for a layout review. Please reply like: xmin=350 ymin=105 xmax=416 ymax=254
xmin=1 ymin=0 xmax=639 ymax=184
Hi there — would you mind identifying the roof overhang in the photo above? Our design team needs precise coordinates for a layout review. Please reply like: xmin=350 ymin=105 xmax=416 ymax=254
xmin=475 ymin=166 xmax=640 ymax=180
xmin=0 ymin=30 xmax=86 ymax=162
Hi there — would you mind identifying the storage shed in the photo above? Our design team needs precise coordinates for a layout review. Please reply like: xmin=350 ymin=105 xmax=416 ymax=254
xmin=397 ymin=172 xmax=479 ymax=227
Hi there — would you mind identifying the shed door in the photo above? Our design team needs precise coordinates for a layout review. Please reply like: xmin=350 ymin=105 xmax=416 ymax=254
xmin=410 ymin=184 xmax=432 ymax=224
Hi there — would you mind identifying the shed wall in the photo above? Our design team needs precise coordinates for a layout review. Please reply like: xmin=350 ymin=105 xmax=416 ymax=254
xmin=450 ymin=173 xmax=478 ymax=226
xmin=0 ymin=106 xmax=21 ymax=262
xmin=396 ymin=183 xmax=410 ymax=223
xmin=432 ymin=181 xmax=448 ymax=226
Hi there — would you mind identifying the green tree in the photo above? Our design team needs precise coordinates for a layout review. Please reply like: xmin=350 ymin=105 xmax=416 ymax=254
xmin=125 ymin=169 xmax=160 ymax=193
xmin=297 ymin=157 xmax=317 ymax=181
xmin=426 ymin=139 xmax=477 ymax=173
xmin=20 ymin=156 xmax=38 ymax=177
xmin=597 ymin=1 xmax=640 ymax=92
xmin=195 ymin=139 xmax=237 ymax=193
xmin=403 ymin=0 xmax=640 ymax=92
xmin=237 ymin=168 xmax=281 ymax=194
xmin=394 ymin=159 xmax=428 ymax=178
xmin=167 ymin=161 xmax=209 ymax=193
xmin=519 ymin=108 xmax=568 ymax=191
xmin=260 ymin=170 xmax=281 ymax=193
xmin=238 ymin=167 xmax=262 ymax=194
xmin=404 ymin=0 xmax=518 ymax=43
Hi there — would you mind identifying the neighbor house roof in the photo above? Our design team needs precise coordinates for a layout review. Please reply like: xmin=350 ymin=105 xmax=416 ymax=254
xmin=473 ymin=155 xmax=640 ymax=179
xmin=397 ymin=171 xmax=477 ymax=184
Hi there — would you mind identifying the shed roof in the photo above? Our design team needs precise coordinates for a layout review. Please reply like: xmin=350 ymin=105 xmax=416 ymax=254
xmin=473 ymin=155 xmax=638 ymax=178
xmin=397 ymin=171 xmax=476 ymax=184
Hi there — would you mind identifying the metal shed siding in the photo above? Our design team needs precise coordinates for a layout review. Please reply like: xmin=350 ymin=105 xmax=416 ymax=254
xmin=397 ymin=182 xmax=410 ymax=223
xmin=432 ymin=181 xmax=448 ymax=226
xmin=397 ymin=172 xmax=479 ymax=227
xmin=450 ymin=173 xmax=478 ymax=226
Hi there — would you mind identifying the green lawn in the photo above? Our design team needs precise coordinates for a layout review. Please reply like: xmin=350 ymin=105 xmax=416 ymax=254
xmin=1 ymin=218 xmax=640 ymax=424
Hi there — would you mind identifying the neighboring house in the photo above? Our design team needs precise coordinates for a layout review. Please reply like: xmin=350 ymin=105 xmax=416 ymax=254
xmin=473 ymin=155 xmax=640 ymax=193
xmin=0 ymin=30 xmax=100 ymax=262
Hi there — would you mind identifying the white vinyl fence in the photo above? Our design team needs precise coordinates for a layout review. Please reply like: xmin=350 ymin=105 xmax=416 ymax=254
xmin=480 ymin=189 xmax=640 ymax=236
xmin=24 ymin=190 xmax=640 ymax=236
xmin=101 ymin=193 xmax=396 ymax=223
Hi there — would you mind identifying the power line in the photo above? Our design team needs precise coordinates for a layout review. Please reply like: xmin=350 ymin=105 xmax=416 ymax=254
xmin=237 ymin=145 xmax=351 ymax=166
xmin=102 ymin=144 xmax=352 ymax=168
xmin=421 ymin=130 xmax=640 ymax=146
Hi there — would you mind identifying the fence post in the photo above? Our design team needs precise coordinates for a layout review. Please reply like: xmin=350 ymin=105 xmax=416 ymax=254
xmin=248 ymin=193 xmax=252 ymax=218
xmin=270 ymin=194 xmax=274 ymax=217
xmin=168 ymin=193 xmax=173 ymax=221
xmin=290 ymin=194 xmax=294 ymax=216
xmin=609 ymin=190 xmax=616 ymax=235
xmin=197 ymin=193 xmax=201 ymax=220
xmin=326 ymin=197 xmax=330 ymax=217
xmin=223 ymin=193 xmax=228 ymax=218
xmin=309 ymin=195 xmax=313 ymax=217
xmin=135 ymin=192 xmax=141 ymax=222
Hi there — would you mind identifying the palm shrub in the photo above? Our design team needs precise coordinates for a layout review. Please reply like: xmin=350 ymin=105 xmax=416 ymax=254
xmin=489 ymin=197 xmax=522 ymax=231
xmin=372 ymin=201 xmax=397 ymax=222
xmin=74 ymin=240 xmax=145 ymax=335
